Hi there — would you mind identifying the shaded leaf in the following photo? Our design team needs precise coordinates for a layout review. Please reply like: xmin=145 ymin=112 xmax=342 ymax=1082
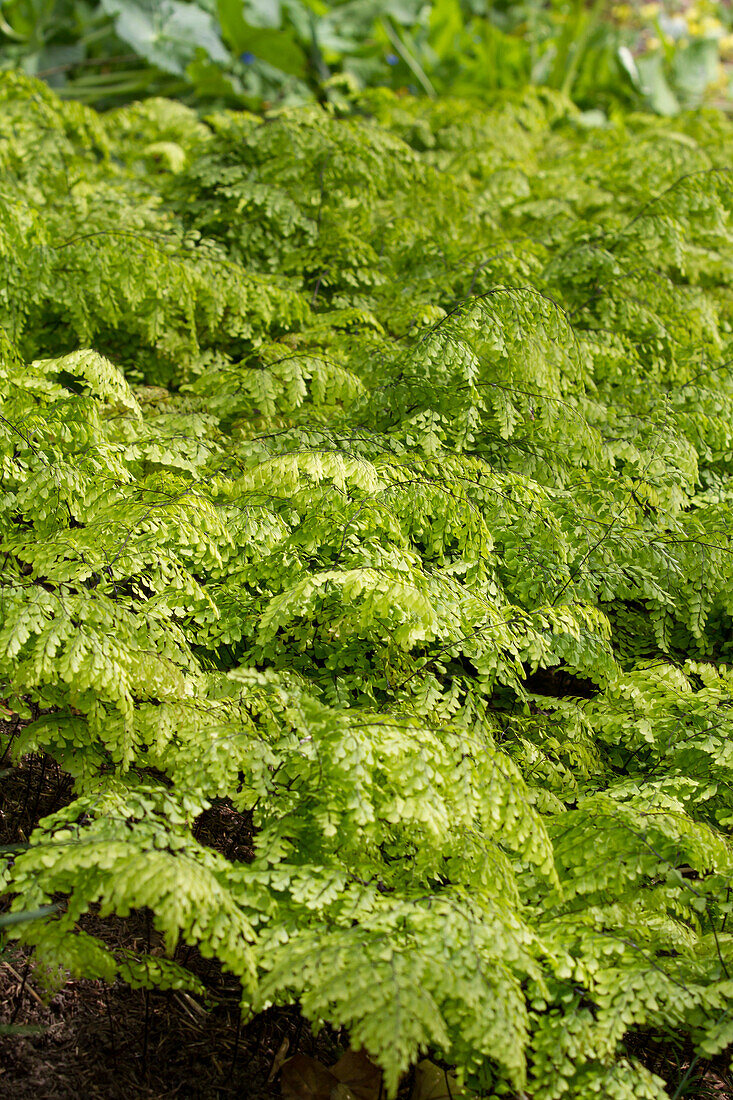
xmin=281 ymin=1053 xmax=345 ymax=1100
xmin=412 ymin=1060 xmax=469 ymax=1100
xmin=332 ymin=1049 xmax=383 ymax=1100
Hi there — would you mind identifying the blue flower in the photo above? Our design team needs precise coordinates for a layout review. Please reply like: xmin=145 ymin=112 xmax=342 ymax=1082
xmin=241 ymin=51 xmax=255 ymax=65
xmin=386 ymin=53 xmax=398 ymax=66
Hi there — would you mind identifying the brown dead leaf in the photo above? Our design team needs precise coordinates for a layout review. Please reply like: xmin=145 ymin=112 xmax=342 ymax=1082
xmin=332 ymin=1086 xmax=358 ymax=1100
xmin=332 ymin=1049 xmax=383 ymax=1100
xmin=281 ymin=1053 xmax=358 ymax=1100
xmin=411 ymin=1059 xmax=467 ymax=1100
xmin=281 ymin=1054 xmax=339 ymax=1100
xmin=268 ymin=1036 xmax=290 ymax=1083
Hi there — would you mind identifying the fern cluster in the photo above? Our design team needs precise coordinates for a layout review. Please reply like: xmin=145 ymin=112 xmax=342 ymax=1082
xmin=4 ymin=71 xmax=733 ymax=1097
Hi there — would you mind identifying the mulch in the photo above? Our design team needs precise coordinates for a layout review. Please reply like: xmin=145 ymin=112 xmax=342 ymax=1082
xmin=0 ymin=946 xmax=338 ymax=1099
xmin=2 ymin=730 xmax=733 ymax=1098
xmin=0 ymin=735 xmax=341 ymax=1098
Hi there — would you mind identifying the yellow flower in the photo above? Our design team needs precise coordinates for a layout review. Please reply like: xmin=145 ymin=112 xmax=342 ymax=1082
xmin=719 ymin=32 xmax=733 ymax=57
xmin=710 ymin=63 xmax=728 ymax=92
xmin=699 ymin=16 xmax=723 ymax=36
xmin=689 ymin=0 xmax=718 ymax=16
xmin=640 ymin=2 xmax=660 ymax=19
xmin=613 ymin=4 xmax=633 ymax=22
xmin=647 ymin=35 xmax=661 ymax=50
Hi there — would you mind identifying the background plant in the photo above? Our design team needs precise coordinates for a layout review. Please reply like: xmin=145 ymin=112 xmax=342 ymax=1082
xmin=2 ymin=0 xmax=732 ymax=113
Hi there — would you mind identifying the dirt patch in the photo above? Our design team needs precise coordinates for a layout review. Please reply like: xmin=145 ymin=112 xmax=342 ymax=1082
xmin=0 ymin=943 xmax=343 ymax=1099
xmin=2 ymin=730 xmax=732 ymax=1099
xmin=0 ymin=735 xmax=339 ymax=1099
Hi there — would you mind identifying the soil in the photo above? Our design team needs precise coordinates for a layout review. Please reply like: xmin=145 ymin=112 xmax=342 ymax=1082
xmin=1 ymin=952 xmax=285 ymax=1099
xmin=0 ymin=946 xmax=347 ymax=1099
xmin=1 ymin=730 xmax=732 ymax=1099
xmin=0 ymin=733 xmax=343 ymax=1099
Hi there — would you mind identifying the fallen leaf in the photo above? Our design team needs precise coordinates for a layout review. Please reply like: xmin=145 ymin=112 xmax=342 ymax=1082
xmin=281 ymin=1053 xmax=348 ymax=1100
xmin=411 ymin=1059 xmax=468 ymax=1100
xmin=268 ymin=1036 xmax=290 ymax=1083
xmin=332 ymin=1049 xmax=383 ymax=1100
xmin=332 ymin=1086 xmax=358 ymax=1100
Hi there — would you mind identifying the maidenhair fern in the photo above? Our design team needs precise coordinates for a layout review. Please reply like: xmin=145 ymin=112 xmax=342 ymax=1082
xmin=4 ymin=71 xmax=733 ymax=1097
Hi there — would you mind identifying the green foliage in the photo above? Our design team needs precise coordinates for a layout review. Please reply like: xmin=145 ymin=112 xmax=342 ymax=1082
xmin=5 ymin=71 xmax=733 ymax=1097
xmin=1 ymin=1 xmax=731 ymax=114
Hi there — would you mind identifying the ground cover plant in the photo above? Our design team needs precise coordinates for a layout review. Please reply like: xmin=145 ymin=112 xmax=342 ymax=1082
xmin=5 ymin=69 xmax=733 ymax=1097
